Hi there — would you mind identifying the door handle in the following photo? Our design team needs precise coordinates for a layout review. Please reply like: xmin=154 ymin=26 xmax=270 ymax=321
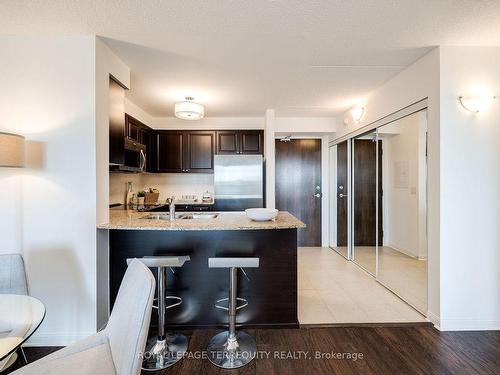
xmin=140 ymin=150 xmax=146 ymax=171
xmin=314 ymin=193 xmax=322 ymax=198
xmin=339 ymin=193 xmax=348 ymax=198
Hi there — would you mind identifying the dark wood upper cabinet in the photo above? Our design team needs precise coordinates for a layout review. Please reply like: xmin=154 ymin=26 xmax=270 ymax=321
xmin=217 ymin=131 xmax=239 ymax=154
xmin=157 ymin=131 xmax=184 ymax=172
xmin=157 ymin=131 xmax=214 ymax=173
xmin=240 ymin=130 xmax=263 ymax=154
xmin=216 ymin=130 xmax=263 ymax=155
xmin=153 ymin=129 xmax=262 ymax=174
xmin=126 ymin=119 xmax=140 ymax=142
xmin=109 ymin=78 xmax=125 ymax=165
xmin=140 ymin=128 xmax=155 ymax=172
xmin=124 ymin=114 xmax=155 ymax=172
xmin=185 ymin=131 xmax=215 ymax=172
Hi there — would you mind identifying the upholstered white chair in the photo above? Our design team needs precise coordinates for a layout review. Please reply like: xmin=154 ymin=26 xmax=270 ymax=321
xmin=0 ymin=253 xmax=29 ymax=295
xmin=12 ymin=259 xmax=156 ymax=375
xmin=0 ymin=253 xmax=30 ymax=370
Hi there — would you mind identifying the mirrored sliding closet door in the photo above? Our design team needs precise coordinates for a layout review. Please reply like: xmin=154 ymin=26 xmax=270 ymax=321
xmin=329 ymin=141 xmax=349 ymax=259
xmin=376 ymin=110 xmax=428 ymax=313
xmin=328 ymin=107 xmax=428 ymax=315
xmin=351 ymin=129 xmax=380 ymax=276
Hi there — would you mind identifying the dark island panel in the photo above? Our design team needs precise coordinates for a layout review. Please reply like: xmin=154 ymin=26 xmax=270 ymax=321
xmin=109 ymin=229 xmax=298 ymax=329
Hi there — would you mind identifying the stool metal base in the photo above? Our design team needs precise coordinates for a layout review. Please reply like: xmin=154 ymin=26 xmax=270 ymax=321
xmin=207 ymin=331 xmax=256 ymax=369
xmin=142 ymin=333 xmax=188 ymax=371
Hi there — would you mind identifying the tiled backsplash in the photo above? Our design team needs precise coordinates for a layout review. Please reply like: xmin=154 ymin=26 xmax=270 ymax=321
xmin=109 ymin=172 xmax=214 ymax=205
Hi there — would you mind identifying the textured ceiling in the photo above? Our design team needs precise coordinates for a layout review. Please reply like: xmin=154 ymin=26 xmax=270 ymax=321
xmin=2 ymin=0 xmax=500 ymax=117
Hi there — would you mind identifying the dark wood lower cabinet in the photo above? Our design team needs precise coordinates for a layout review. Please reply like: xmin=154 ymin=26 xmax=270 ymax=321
xmin=109 ymin=229 xmax=298 ymax=329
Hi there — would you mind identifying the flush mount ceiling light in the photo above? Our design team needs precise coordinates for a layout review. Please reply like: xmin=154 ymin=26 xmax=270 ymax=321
xmin=458 ymin=95 xmax=495 ymax=113
xmin=0 ymin=132 xmax=25 ymax=167
xmin=174 ymin=97 xmax=204 ymax=120
xmin=350 ymin=106 xmax=365 ymax=123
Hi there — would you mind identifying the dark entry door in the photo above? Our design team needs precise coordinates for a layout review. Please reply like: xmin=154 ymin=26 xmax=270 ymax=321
xmin=275 ymin=139 xmax=322 ymax=246
xmin=353 ymin=139 xmax=383 ymax=246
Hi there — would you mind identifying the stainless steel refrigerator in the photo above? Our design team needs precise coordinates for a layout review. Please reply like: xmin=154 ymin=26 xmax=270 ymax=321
xmin=214 ymin=155 xmax=264 ymax=211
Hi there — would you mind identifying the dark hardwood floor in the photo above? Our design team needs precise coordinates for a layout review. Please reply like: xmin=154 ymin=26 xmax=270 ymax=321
xmin=6 ymin=326 xmax=500 ymax=374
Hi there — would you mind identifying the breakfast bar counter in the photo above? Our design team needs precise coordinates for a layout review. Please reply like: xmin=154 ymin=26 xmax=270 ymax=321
xmin=99 ymin=210 xmax=305 ymax=329
xmin=98 ymin=210 xmax=305 ymax=231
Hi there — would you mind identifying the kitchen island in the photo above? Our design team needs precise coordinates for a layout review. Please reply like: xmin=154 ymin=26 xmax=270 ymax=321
xmin=98 ymin=210 xmax=305 ymax=329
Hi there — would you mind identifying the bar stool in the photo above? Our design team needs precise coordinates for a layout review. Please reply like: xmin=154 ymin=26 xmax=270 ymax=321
xmin=207 ymin=257 xmax=260 ymax=369
xmin=128 ymin=256 xmax=190 ymax=371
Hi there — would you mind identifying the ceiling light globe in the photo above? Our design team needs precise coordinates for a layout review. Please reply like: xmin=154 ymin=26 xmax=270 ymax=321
xmin=175 ymin=100 xmax=204 ymax=120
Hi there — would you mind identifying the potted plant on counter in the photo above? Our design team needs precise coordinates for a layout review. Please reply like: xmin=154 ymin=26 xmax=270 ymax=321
xmin=137 ymin=190 xmax=146 ymax=206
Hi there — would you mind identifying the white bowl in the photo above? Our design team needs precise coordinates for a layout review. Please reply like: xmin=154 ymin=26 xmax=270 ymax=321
xmin=245 ymin=208 xmax=279 ymax=221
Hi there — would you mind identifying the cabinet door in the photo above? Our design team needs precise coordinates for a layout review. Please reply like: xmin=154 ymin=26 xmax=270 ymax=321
xmin=185 ymin=131 xmax=215 ymax=173
xmin=216 ymin=131 xmax=239 ymax=154
xmin=109 ymin=78 xmax=125 ymax=165
xmin=240 ymin=130 xmax=263 ymax=154
xmin=157 ymin=131 xmax=184 ymax=172
xmin=125 ymin=115 xmax=141 ymax=142
xmin=140 ymin=129 xmax=154 ymax=172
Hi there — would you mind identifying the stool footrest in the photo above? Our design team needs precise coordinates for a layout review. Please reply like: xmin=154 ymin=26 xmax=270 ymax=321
xmin=215 ymin=297 xmax=248 ymax=311
xmin=153 ymin=296 xmax=183 ymax=310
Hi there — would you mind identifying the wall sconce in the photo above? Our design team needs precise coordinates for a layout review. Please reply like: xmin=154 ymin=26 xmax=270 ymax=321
xmin=350 ymin=106 xmax=365 ymax=123
xmin=458 ymin=95 xmax=495 ymax=113
xmin=0 ymin=132 xmax=25 ymax=167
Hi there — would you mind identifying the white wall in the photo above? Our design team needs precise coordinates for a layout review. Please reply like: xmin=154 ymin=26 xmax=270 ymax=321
xmin=0 ymin=36 xmax=97 ymax=345
xmin=334 ymin=48 xmax=441 ymax=327
xmin=275 ymin=117 xmax=335 ymax=133
xmin=438 ymin=46 xmax=500 ymax=330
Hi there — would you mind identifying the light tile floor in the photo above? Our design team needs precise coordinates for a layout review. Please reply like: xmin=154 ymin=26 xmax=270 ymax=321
xmin=353 ymin=246 xmax=427 ymax=313
xmin=298 ymin=247 xmax=427 ymax=324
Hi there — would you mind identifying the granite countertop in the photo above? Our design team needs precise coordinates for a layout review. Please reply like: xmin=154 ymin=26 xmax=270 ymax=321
xmin=110 ymin=199 xmax=215 ymax=211
xmin=98 ymin=210 xmax=306 ymax=231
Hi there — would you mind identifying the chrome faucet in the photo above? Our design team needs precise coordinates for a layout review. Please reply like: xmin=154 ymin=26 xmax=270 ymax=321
xmin=167 ymin=196 xmax=176 ymax=221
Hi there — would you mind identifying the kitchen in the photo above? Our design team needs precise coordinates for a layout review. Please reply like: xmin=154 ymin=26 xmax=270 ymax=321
xmin=100 ymin=76 xmax=306 ymax=369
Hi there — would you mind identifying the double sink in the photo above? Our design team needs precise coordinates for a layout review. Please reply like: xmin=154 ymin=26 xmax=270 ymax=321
xmin=141 ymin=213 xmax=219 ymax=221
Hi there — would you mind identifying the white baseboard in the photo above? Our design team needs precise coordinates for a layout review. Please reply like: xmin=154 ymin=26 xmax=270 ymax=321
xmin=426 ymin=311 xmax=441 ymax=330
xmin=385 ymin=243 xmax=420 ymax=259
xmin=439 ymin=318 xmax=500 ymax=331
xmin=25 ymin=331 xmax=96 ymax=347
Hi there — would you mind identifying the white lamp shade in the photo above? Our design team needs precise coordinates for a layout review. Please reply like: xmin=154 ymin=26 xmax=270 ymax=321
xmin=350 ymin=106 xmax=365 ymax=123
xmin=458 ymin=95 xmax=495 ymax=113
xmin=175 ymin=101 xmax=204 ymax=120
xmin=0 ymin=132 xmax=25 ymax=167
